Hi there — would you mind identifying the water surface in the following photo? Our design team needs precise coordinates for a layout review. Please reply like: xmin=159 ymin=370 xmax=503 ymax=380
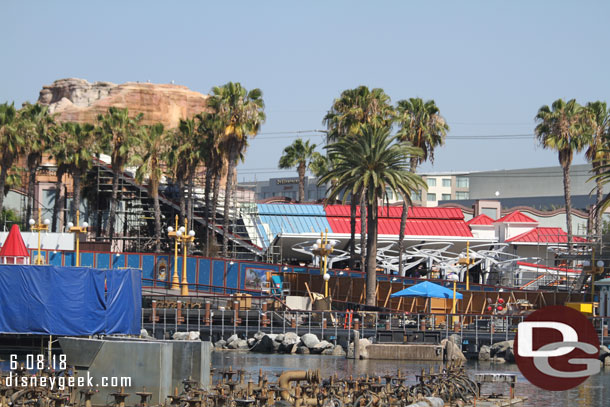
xmin=212 ymin=351 xmax=610 ymax=407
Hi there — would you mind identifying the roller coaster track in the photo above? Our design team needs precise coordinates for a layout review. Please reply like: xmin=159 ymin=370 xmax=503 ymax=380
xmin=92 ymin=158 xmax=264 ymax=257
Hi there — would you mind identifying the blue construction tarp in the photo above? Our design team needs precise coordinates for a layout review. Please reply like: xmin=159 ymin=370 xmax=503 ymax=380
xmin=390 ymin=281 xmax=463 ymax=299
xmin=0 ymin=265 xmax=141 ymax=335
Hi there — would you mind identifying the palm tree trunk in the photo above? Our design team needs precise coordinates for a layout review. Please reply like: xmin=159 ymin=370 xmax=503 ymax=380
xmin=178 ymin=177 xmax=186 ymax=223
xmin=398 ymin=202 xmax=407 ymax=276
xmin=203 ymin=166 xmax=212 ymax=248
xmin=72 ymin=167 xmax=82 ymax=221
xmin=208 ymin=170 xmax=221 ymax=257
xmin=223 ymin=148 xmax=238 ymax=258
xmin=595 ymin=162 xmax=603 ymax=239
xmin=360 ymin=190 xmax=366 ymax=271
xmin=52 ymin=167 xmax=65 ymax=232
xmin=297 ymin=162 xmax=306 ymax=202
xmin=365 ymin=198 xmax=378 ymax=306
xmin=152 ymin=188 xmax=161 ymax=253
xmin=108 ymin=171 xmax=120 ymax=240
xmin=400 ymin=159 xmax=417 ymax=277
xmin=187 ymin=171 xmax=194 ymax=231
xmin=26 ymin=154 xmax=38 ymax=223
xmin=0 ymin=165 xmax=9 ymax=216
xmin=349 ymin=194 xmax=357 ymax=269
xmin=562 ymin=160 xmax=573 ymax=249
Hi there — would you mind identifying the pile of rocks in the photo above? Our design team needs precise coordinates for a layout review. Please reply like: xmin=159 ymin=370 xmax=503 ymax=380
xmin=214 ymin=332 xmax=346 ymax=356
xmin=478 ymin=340 xmax=514 ymax=363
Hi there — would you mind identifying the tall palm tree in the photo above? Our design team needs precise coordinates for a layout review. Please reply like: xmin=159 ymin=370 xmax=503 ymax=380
xmin=535 ymin=99 xmax=587 ymax=247
xmin=207 ymin=82 xmax=265 ymax=258
xmin=0 ymin=103 xmax=23 ymax=215
xmin=196 ymin=112 xmax=224 ymax=255
xmin=323 ymin=86 xmax=394 ymax=269
xmin=133 ymin=123 xmax=167 ymax=253
xmin=97 ymin=107 xmax=143 ymax=240
xmin=19 ymin=103 xmax=56 ymax=223
xmin=178 ymin=117 xmax=200 ymax=231
xmin=49 ymin=125 xmax=71 ymax=232
xmin=395 ymin=98 xmax=449 ymax=276
xmin=583 ymin=102 xmax=610 ymax=239
xmin=59 ymin=122 xmax=97 ymax=223
xmin=278 ymin=138 xmax=318 ymax=202
xmin=319 ymin=126 xmax=425 ymax=306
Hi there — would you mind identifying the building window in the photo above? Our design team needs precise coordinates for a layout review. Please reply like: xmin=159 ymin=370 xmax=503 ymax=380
xmin=427 ymin=178 xmax=436 ymax=187
xmin=411 ymin=190 xmax=422 ymax=202
xmin=456 ymin=191 xmax=469 ymax=200
xmin=456 ymin=176 xmax=469 ymax=188
xmin=442 ymin=194 xmax=451 ymax=201
xmin=427 ymin=193 xmax=437 ymax=202
xmin=442 ymin=179 xmax=451 ymax=187
xmin=385 ymin=188 xmax=394 ymax=201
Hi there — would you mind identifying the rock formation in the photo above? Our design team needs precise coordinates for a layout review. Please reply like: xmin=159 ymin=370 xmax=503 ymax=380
xmin=38 ymin=78 xmax=209 ymax=128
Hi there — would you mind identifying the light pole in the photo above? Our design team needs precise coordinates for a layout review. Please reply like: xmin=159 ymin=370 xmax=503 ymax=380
xmin=176 ymin=218 xmax=195 ymax=296
xmin=458 ymin=241 xmax=474 ymax=290
xmin=67 ymin=210 xmax=88 ymax=267
xmin=29 ymin=211 xmax=50 ymax=265
xmin=312 ymin=228 xmax=335 ymax=298
xmin=167 ymin=215 xmax=180 ymax=290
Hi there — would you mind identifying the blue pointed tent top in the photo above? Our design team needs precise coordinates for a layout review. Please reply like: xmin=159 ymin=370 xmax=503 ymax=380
xmin=390 ymin=281 xmax=463 ymax=299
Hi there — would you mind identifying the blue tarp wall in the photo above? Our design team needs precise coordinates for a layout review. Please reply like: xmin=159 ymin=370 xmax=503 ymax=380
xmin=0 ymin=265 xmax=141 ymax=335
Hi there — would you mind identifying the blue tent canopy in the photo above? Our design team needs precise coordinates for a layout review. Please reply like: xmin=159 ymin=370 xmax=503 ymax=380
xmin=390 ymin=281 xmax=463 ymax=299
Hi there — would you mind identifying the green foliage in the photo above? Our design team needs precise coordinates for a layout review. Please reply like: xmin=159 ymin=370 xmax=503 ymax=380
xmin=319 ymin=125 xmax=426 ymax=206
xmin=278 ymin=138 xmax=317 ymax=170
xmin=1 ymin=208 xmax=20 ymax=225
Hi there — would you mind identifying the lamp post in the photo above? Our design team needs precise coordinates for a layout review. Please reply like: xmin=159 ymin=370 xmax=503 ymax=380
xmin=67 ymin=210 xmax=88 ymax=267
xmin=29 ymin=211 xmax=50 ymax=265
xmin=167 ymin=215 xmax=180 ymax=290
xmin=312 ymin=228 xmax=334 ymax=298
xmin=458 ymin=241 xmax=474 ymax=290
xmin=176 ymin=218 xmax=195 ymax=296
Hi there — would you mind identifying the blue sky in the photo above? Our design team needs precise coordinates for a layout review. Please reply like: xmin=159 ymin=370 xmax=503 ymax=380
xmin=2 ymin=1 xmax=609 ymax=182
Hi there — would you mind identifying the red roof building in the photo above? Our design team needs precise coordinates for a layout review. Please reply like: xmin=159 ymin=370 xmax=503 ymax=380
xmin=506 ymin=227 xmax=587 ymax=244
xmin=325 ymin=205 xmax=472 ymax=237
xmin=466 ymin=214 xmax=495 ymax=226
xmin=494 ymin=210 xmax=538 ymax=224
xmin=0 ymin=224 xmax=30 ymax=264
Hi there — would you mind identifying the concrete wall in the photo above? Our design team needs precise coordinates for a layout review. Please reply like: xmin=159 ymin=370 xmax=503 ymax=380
xmin=59 ymin=337 xmax=211 ymax=405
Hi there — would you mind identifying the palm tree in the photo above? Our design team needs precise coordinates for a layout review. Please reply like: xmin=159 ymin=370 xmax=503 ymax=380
xmin=0 ymin=103 xmax=23 ymax=215
xmin=207 ymin=82 xmax=265 ymax=258
xmin=133 ymin=123 xmax=167 ymax=252
xmin=178 ymin=118 xmax=199 ymax=231
xmin=278 ymin=138 xmax=318 ymax=202
xmin=97 ymin=107 xmax=143 ymax=240
xmin=395 ymin=98 xmax=449 ymax=276
xmin=195 ymin=112 xmax=224 ymax=255
xmin=535 ymin=99 xmax=588 ymax=247
xmin=583 ymin=102 xmax=610 ymax=239
xmin=319 ymin=125 xmax=425 ymax=306
xmin=323 ymin=86 xmax=394 ymax=269
xmin=49 ymin=125 xmax=71 ymax=232
xmin=19 ymin=103 xmax=56 ymax=223
xmin=58 ymin=122 xmax=97 ymax=223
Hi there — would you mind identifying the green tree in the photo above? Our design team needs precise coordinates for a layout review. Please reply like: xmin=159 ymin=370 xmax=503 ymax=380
xmin=208 ymin=82 xmax=265 ymax=258
xmin=133 ymin=123 xmax=168 ymax=253
xmin=319 ymin=126 xmax=425 ymax=306
xmin=535 ymin=99 xmax=588 ymax=247
xmin=195 ymin=112 xmax=224 ymax=255
xmin=278 ymin=138 xmax=318 ymax=202
xmin=19 ymin=103 xmax=56 ymax=223
xmin=57 ymin=122 xmax=96 ymax=224
xmin=395 ymin=98 xmax=449 ymax=276
xmin=0 ymin=103 xmax=24 ymax=215
xmin=97 ymin=107 xmax=143 ymax=240
xmin=323 ymin=86 xmax=394 ymax=269
xmin=583 ymin=101 xmax=610 ymax=239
